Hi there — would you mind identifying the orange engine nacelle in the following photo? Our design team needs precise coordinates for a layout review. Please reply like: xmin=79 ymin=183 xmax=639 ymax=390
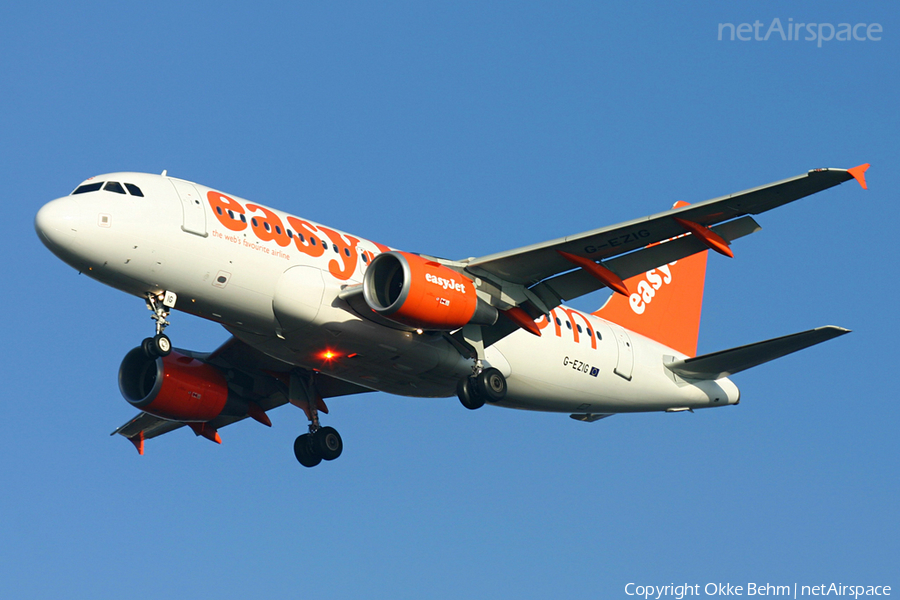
xmin=118 ymin=348 xmax=229 ymax=422
xmin=362 ymin=251 xmax=497 ymax=330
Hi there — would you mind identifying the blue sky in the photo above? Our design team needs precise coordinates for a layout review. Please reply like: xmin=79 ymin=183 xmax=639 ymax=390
xmin=2 ymin=2 xmax=897 ymax=598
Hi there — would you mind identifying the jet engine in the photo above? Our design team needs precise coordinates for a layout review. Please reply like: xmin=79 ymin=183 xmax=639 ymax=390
xmin=118 ymin=348 xmax=230 ymax=422
xmin=363 ymin=251 xmax=497 ymax=330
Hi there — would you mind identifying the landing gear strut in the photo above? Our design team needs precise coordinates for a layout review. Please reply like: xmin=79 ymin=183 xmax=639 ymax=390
xmin=456 ymin=324 xmax=508 ymax=410
xmin=141 ymin=292 xmax=174 ymax=358
xmin=457 ymin=367 xmax=507 ymax=410
xmin=290 ymin=373 xmax=343 ymax=467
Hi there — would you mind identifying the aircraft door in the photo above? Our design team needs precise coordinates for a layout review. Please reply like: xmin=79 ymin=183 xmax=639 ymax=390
xmin=170 ymin=179 xmax=207 ymax=237
xmin=608 ymin=323 xmax=634 ymax=380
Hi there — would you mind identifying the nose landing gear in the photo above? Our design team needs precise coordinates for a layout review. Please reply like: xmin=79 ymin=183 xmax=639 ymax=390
xmin=141 ymin=292 xmax=175 ymax=358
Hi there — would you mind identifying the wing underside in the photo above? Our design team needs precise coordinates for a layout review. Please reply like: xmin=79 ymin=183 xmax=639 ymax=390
xmin=111 ymin=337 xmax=374 ymax=452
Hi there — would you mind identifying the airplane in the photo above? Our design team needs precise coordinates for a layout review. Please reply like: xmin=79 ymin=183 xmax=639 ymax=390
xmin=34 ymin=163 xmax=869 ymax=467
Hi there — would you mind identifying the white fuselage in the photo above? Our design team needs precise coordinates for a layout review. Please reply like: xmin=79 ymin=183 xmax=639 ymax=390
xmin=35 ymin=172 xmax=739 ymax=414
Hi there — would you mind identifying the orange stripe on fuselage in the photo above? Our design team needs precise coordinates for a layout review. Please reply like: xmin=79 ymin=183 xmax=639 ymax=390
xmin=536 ymin=307 xmax=603 ymax=350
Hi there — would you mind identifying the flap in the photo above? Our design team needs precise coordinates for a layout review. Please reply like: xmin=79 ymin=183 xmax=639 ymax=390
xmin=532 ymin=216 xmax=759 ymax=307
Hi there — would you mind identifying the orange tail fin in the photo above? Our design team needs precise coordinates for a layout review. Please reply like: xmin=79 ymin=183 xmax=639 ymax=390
xmin=592 ymin=202 xmax=708 ymax=357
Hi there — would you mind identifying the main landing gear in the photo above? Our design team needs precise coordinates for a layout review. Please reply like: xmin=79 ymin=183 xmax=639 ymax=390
xmin=290 ymin=373 xmax=343 ymax=468
xmin=141 ymin=292 xmax=174 ymax=358
xmin=457 ymin=366 xmax=507 ymax=410
xmin=294 ymin=426 xmax=343 ymax=468
xmin=456 ymin=325 xmax=508 ymax=410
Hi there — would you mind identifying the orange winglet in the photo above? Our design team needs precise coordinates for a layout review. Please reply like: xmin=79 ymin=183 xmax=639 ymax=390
xmin=847 ymin=163 xmax=870 ymax=190
xmin=130 ymin=430 xmax=145 ymax=455
xmin=557 ymin=250 xmax=629 ymax=296
xmin=246 ymin=401 xmax=272 ymax=427
xmin=673 ymin=218 xmax=734 ymax=258
xmin=502 ymin=306 xmax=541 ymax=337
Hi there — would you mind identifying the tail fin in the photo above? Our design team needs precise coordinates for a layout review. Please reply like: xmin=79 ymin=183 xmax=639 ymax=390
xmin=592 ymin=202 xmax=708 ymax=357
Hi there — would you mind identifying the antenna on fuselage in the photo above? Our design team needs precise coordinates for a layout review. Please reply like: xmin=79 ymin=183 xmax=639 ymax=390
xmin=161 ymin=170 xmax=168 ymax=177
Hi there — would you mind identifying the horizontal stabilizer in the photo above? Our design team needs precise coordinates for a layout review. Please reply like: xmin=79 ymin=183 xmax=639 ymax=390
xmin=664 ymin=326 xmax=850 ymax=380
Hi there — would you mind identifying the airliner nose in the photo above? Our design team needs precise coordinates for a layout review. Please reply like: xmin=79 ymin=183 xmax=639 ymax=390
xmin=35 ymin=197 xmax=79 ymax=253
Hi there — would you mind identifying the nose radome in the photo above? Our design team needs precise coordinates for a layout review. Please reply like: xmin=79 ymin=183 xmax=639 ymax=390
xmin=35 ymin=197 xmax=79 ymax=252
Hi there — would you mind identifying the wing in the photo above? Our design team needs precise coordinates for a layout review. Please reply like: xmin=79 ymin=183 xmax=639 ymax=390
xmin=464 ymin=166 xmax=866 ymax=289
xmin=449 ymin=165 xmax=867 ymax=349
xmin=111 ymin=336 xmax=374 ymax=453
xmin=459 ymin=165 xmax=866 ymax=318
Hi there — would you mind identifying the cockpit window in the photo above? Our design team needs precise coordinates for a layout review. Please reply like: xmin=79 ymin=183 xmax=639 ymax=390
xmin=104 ymin=181 xmax=126 ymax=194
xmin=73 ymin=182 xmax=103 ymax=194
xmin=124 ymin=183 xmax=144 ymax=197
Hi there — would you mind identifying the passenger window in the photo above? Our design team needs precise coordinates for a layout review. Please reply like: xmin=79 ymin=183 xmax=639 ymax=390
xmin=124 ymin=183 xmax=144 ymax=197
xmin=104 ymin=181 xmax=126 ymax=194
xmin=73 ymin=182 xmax=103 ymax=194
